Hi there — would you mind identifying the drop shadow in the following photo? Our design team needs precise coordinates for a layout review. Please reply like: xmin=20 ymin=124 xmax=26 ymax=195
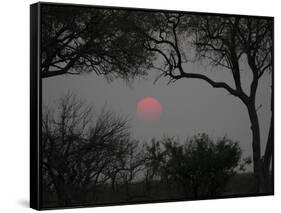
xmin=18 ymin=199 xmax=29 ymax=208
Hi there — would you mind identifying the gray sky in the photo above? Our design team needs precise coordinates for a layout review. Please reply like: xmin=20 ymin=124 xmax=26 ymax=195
xmin=42 ymin=58 xmax=271 ymax=170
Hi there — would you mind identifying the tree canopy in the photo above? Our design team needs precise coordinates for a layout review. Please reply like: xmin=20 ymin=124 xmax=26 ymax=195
xmin=41 ymin=5 xmax=154 ymax=79
xmin=144 ymin=134 xmax=248 ymax=198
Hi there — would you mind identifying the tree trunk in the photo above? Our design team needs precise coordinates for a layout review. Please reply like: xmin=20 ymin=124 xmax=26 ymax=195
xmin=247 ymin=102 xmax=272 ymax=193
xmin=247 ymin=102 xmax=263 ymax=192
xmin=257 ymin=115 xmax=273 ymax=193
xmin=261 ymin=85 xmax=274 ymax=193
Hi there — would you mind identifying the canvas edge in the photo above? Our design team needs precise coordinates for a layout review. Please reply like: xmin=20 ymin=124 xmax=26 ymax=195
xmin=30 ymin=2 xmax=42 ymax=210
xmin=36 ymin=1 xmax=274 ymax=19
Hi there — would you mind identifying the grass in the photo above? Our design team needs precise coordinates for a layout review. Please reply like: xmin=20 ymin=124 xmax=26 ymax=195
xmin=223 ymin=172 xmax=257 ymax=195
xmin=43 ymin=172 xmax=268 ymax=208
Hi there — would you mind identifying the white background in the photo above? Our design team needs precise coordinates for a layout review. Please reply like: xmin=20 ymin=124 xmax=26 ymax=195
xmin=0 ymin=0 xmax=279 ymax=212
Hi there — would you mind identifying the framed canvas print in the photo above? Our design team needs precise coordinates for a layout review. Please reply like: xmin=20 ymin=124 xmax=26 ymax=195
xmin=30 ymin=2 xmax=274 ymax=210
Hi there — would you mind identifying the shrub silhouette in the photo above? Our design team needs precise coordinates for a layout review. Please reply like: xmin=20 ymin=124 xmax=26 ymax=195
xmin=42 ymin=93 xmax=142 ymax=205
xmin=42 ymin=94 xmax=250 ymax=206
xmin=144 ymin=134 xmax=248 ymax=198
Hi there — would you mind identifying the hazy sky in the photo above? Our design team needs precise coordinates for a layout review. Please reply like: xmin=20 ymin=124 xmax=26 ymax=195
xmin=42 ymin=58 xmax=271 ymax=169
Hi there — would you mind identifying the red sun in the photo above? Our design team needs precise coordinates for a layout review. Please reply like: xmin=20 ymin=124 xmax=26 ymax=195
xmin=137 ymin=97 xmax=162 ymax=121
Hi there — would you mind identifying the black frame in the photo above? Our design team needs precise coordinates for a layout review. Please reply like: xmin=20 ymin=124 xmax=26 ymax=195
xmin=30 ymin=2 xmax=274 ymax=210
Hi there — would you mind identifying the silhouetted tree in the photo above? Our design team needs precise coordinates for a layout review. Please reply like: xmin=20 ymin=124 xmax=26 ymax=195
xmin=42 ymin=93 xmax=138 ymax=205
xmin=41 ymin=5 xmax=154 ymax=79
xmin=137 ymin=13 xmax=273 ymax=192
xmin=116 ymin=141 xmax=146 ymax=200
xmin=143 ymin=138 xmax=171 ymax=194
xmin=101 ymin=138 xmax=146 ymax=200
xmin=144 ymin=134 xmax=248 ymax=198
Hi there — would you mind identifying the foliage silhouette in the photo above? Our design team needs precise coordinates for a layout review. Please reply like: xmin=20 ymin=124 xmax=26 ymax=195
xmin=41 ymin=5 xmax=154 ymax=79
xmin=41 ymin=5 xmax=273 ymax=201
xmin=132 ymin=13 xmax=273 ymax=192
xmin=144 ymin=134 xmax=249 ymax=198
xmin=42 ymin=94 xmax=250 ymax=206
xmin=42 ymin=93 xmax=142 ymax=205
